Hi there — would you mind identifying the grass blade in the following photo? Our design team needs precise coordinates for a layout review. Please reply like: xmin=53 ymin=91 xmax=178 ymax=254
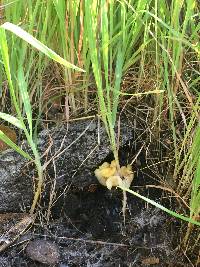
xmin=0 ymin=27 xmax=21 ymax=116
xmin=0 ymin=113 xmax=24 ymax=129
xmin=17 ymin=65 xmax=32 ymax=135
xmin=119 ymin=186 xmax=200 ymax=227
xmin=0 ymin=130 xmax=32 ymax=160
xmin=1 ymin=22 xmax=85 ymax=72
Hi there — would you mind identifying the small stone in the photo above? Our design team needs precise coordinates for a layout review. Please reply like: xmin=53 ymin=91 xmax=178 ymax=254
xmin=26 ymin=239 xmax=60 ymax=265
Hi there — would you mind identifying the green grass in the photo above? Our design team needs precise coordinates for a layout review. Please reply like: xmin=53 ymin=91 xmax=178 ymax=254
xmin=0 ymin=22 xmax=84 ymax=213
xmin=0 ymin=0 xmax=200 ymax=250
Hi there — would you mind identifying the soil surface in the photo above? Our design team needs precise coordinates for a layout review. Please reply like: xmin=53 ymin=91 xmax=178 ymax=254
xmin=0 ymin=163 xmax=193 ymax=266
xmin=0 ymin=118 xmax=197 ymax=267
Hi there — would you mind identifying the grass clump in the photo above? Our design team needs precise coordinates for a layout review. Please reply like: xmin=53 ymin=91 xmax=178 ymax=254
xmin=0 ymin=22 xmax=84 ymax=214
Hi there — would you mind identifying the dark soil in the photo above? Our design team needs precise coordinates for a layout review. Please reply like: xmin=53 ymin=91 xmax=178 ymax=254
xmin=0 ymin=117 xmax=198 ymax=267
xmin=0 ymin=153 xmax=194 ymax=267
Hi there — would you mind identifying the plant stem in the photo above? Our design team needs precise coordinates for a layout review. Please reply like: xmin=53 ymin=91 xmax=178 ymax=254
xmin=30 ymin=157 xmax=43 ymax=214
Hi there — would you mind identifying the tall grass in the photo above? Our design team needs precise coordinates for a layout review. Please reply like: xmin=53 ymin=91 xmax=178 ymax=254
xmin=1 ymin=0 xmax=89 ymax=117
xmin=149 ymin=0 xmax=200 ymax=245
xmin=52 ymin=0 xmax=89 ymax=114
xmin=124 ymin=0 xmax=200 ymax=240
xmin=84 ymin=0 xmax=153 ymax=166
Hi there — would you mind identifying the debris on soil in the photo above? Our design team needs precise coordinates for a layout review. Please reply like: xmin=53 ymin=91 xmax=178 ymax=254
xmin=0 ymin=118 xmax=132 ymax=213
xmin=141 ymin=256 xmax=160 ymax=265
xmin=0 ymin=187 xmax=192 ymax=266
xmin=0 ymin=117 xmax=196 ymax=266
xmin=26 ymin=239 xmax=60 ymax=265
xmin=0 ymin=213 xmax=34 ymax=253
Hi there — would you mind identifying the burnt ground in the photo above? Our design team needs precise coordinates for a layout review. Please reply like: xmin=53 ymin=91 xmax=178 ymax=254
xmin=0 ymin=146 xmax=197 ymax=267
xmin=0 ymin=109 xmax=199 ymax=267
xmin=0 ymin=191 xmax=192 ymax=266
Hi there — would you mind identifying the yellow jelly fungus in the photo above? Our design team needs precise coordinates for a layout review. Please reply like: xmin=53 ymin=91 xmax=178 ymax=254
xmin=94 ymin=160 xmax=134 ymax=190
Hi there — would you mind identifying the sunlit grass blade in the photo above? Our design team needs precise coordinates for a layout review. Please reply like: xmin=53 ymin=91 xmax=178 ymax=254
xmin=101 ymin=0 xmax=109 ymax=90
xmin=191 ymin=160 xmax=200 ymax=216
xmin=85 ymin=0 xmax=109 ymax=133
xmin=17 ymin=65 xmax=33 ymax=135
xmin=112 ymin=46 xmax=123 ymax=125
xmin=0 ymin=113 xmax=24 ymax=129
xmin=0 ymin=130 xmax=32 ymax=160
xmin=1 ymin=22 xmax=85 ymax=72
xmin=0 ymin=27 xmax=21 ymax=116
